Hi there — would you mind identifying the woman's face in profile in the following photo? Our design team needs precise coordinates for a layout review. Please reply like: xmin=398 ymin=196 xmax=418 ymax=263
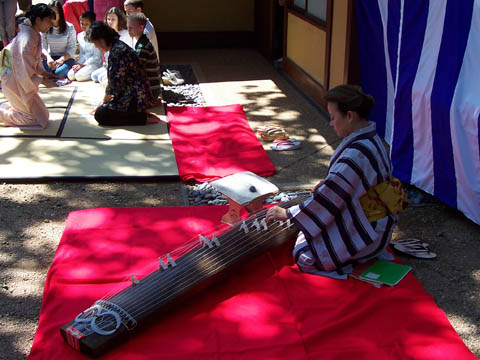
xmin=35 ymin=16 xmax=55 ymax=33
xmin=328 ymin=102 xmax=353 ymax=138
xmin=106 ymin=14 xmax=118 ymax=31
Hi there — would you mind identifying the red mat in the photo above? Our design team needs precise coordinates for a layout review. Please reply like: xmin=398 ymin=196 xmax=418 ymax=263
xmin=167 ymin=105 xmax=275 ymax=182
xmin=28 ymin=206 xmax=474 ymax=360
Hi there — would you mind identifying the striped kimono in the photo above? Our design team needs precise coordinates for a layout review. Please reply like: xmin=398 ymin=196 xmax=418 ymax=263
xmin=287 ymin=122 xmax=397 ymax=278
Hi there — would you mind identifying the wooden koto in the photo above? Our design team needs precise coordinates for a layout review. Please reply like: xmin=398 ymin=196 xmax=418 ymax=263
xmin=60 ymin=195 xmax=309 ymax=357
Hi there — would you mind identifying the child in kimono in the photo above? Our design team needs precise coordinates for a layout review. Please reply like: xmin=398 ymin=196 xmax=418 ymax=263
xmin=67 ymin=11 xmax=102 ymax=82
xmin=0 ymin=4 xmax=59 ymax=129
xmin=266 ymin=85 xmax=400 ymax=279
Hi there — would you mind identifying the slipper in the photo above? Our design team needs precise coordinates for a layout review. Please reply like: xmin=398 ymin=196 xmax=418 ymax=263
xmin=162 ymin=75 xmax=185 ymax=86
xmin=257 ymin=125 xmax=289 ymax=141
xmin=270 ymin=138 xmax=301 ymax=151
xmin=394 ymin=238 xmax=422 ymax=245
xmin=394 ymin=238 xmax=428 ymax=247
xmin=273 ymin=137 xmax=297 ymax=143
xmin=390 ymin=242 xmax=437 ymax=259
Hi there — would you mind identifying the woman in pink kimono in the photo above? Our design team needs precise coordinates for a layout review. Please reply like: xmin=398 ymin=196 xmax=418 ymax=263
xmin=0 ymin=4 xmax=59 ymax=129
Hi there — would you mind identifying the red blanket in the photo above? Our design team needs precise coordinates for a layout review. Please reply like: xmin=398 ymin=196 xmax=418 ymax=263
xmin=167 ymin=105 xmax=275 ymax=182
xmin=28 ymin=206 xmax=474 ymax=360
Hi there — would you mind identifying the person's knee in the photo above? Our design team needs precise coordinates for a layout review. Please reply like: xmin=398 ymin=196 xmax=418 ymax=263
xmin=76 ymin=69 xmax=93 ymax=82
xmin=94 ymin=105 xmax=108 ymax=125
xmin=67 ymin=69 xmax=75 ymax=81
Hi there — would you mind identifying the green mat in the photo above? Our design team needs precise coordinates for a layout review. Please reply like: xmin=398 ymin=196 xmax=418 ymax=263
xmin=0 ymin=82 xmax=177 ymax=180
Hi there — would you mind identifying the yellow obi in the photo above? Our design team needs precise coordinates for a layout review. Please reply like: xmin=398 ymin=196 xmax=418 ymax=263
xmin=359 ymin=177 xmax=408 ymax=222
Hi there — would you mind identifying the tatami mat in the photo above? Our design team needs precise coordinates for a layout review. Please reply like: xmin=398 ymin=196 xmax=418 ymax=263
xmin=0 ymin=137 xmax=178 ymax=179
xmin=0 ymin=82 xmax=177 ymax=179
xmin=59 ymin=82 xmax=170 ymax=140
xmin=0 ymin=86 xmax=75 ymax=137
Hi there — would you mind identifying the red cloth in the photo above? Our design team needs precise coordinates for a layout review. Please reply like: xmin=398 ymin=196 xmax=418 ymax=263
xmin=168 ymin=105 xmax=276 ymax=182
xmin=28 ymin=206 xmax=475 ymax=360
xmin=93 ymin=0 xmax=125 ymax=21
xmin=63 ymin=0 xmax=89 ymax=34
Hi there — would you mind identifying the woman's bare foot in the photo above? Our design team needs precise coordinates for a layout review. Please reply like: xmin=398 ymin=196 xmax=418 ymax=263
xmin=146 ymin=112 xmax=161 ymax=124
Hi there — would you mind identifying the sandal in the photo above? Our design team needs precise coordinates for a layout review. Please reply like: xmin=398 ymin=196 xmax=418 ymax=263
xmin=270 ymin=138 xmax=301 ymax=151
xmin=256 ymin=125 xmax=289 ymax=141
xmin=390 ymin=242 xmax=437 ymax=259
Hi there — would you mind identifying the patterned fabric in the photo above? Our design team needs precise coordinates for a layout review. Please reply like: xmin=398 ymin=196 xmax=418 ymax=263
xmin=360 ymin=177 xmax=408 ymax=222
xmin=41 ymin=22 xmax=76 ymax=58
xmin=135 ymin=34 xmax=160 ymax=100
xmin=105 ymin=39 xmax=152 ymax=112
xmin=287 ymin=122 xmax=397 ymax=274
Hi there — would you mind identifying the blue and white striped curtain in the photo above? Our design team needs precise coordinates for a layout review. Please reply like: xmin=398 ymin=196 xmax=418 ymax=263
xmin=356 ymin=0 xmax=480 ymax=225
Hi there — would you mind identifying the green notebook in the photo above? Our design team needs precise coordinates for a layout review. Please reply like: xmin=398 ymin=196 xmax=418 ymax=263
xmin=359 ymin=259 xmax=412 ymax=286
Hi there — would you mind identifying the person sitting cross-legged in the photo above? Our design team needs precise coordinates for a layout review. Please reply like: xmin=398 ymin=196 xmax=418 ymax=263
xmin=126 ymin=13 xmax=160 ymax=103
xmin=86 ymin=21 xmax=159 ymax=126
xmin=41 ymin=0 xmax=77 ymax=79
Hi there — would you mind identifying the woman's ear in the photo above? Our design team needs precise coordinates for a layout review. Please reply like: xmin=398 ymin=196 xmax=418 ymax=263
xmin=347 ymin=110 xmax=359 ymax=124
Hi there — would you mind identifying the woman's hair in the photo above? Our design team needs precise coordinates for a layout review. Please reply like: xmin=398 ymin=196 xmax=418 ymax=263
xmin=25 ymin=3 xmax=56 ymax=26
xmin=104 ymin=7 xmax=127 ymax=31
xmin=325 ymin=84 xmax=375 ymax=119
xmin=86 ymin=21 xmax=120 ymax=46
xmin=48 ymin=0 xmax=67 ymax=34
xmin=80 ymin=10 xmax=96 ymax=24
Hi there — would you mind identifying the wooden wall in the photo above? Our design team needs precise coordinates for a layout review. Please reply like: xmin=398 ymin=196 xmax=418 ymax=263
xmin=144 ymin=0 xmax=255 ymax=48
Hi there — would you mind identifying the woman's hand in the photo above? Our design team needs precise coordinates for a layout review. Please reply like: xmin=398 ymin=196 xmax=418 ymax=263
xmin=72 ymin=64 xmax=84 ymax=73
xmin=103 ymin=94 xmax=113 ymax=103
xmin=47 ymin=59 xmax=56 ymax=70
xmin=265 ymin=206 xmax=288 ymax=223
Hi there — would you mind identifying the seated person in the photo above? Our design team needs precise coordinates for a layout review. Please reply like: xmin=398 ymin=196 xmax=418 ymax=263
xmin=86 ymin=21 xmax=159 ymax=126
xmin=124 ymin=0 xmax=159 ymax=61
xmin=105 ymin=6 xmax=132 ymax=46
xmin=90 ymin=7 xmax=131 ymax=87
xmin=41 ymin=0 xmax=77 ymax=79
xmin=67 ymin=11 xmax=102 ymax=82
xmin=266 ymin=85 xmax=400 ymax=279
xmin=126 ymin=13 xmax=160 ymax=102
xmin=0 ymin=4 xmax=58 ymax=129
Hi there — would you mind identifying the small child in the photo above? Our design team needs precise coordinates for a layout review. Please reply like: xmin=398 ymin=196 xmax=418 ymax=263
xmin=127 ymin=12 xmax=160 ymax=101
xmin=67 ymin=11 xmax=102 ymax=81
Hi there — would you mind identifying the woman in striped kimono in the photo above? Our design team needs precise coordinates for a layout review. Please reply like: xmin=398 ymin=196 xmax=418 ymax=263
xmin=266 ymin=85 xmax=397 ymax=279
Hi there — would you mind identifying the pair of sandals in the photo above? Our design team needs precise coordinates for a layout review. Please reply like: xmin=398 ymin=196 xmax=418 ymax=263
xmin=390 ymin=238 xmax=437 ymax=259
xmin=256 ymin=125 xmax=302 ymax=150
xmin=162 ymin=69 xmax=185 ymax=86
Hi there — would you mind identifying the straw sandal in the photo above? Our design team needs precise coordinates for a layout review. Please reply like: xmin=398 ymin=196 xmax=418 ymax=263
xmin=256 ymin=125 xmax=289 ymax=141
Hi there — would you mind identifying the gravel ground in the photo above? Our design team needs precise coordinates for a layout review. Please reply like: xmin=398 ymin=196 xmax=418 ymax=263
xmin=0 ymin=181 xmax=479 ymax=359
